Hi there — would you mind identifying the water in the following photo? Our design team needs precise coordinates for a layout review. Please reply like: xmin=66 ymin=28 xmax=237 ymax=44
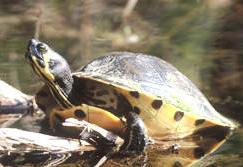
xmin=0 ymin=0 xmax=243 ymax=166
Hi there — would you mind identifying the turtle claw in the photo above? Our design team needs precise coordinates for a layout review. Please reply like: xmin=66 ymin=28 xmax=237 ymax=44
xmin=120 ymin=112 xmax=148 ymax=154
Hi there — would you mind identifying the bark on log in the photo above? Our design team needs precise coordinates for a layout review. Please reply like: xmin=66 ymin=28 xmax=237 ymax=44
xmin=0 ymin=80 xmax=37 ymax=127
xmin=0 ymin=128 xmax=93 ymax=166
xmin=0 ymin=128 xmax=92 ymax=153
xmin=0 ymin=119 xmax=123 ymax=166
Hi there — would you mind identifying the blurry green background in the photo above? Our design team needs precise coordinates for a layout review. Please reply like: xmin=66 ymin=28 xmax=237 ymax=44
xmin=0 ymin=0 xmax=243 ymax=166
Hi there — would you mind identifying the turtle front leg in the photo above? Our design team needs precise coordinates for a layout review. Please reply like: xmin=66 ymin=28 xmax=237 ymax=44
xmin=49 ymin=104 xmax=126 ymax=137
xmin=49 ymin=105 xmax=148 ymax=153
xmin=121 ymin=112 xmax=148 ymax=154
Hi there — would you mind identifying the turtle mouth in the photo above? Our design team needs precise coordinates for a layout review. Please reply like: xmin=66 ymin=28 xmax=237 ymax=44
xmin=25 ymin=39 xmax=45 ymax=68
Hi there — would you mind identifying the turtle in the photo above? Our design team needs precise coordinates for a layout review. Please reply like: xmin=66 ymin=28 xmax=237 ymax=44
xmin=25 ymin=39 xmax=236 ymax=155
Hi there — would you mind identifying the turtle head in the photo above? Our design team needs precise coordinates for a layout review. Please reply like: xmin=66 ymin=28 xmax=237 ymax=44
xmin=25 ymin=39 xmax=73 ymax=107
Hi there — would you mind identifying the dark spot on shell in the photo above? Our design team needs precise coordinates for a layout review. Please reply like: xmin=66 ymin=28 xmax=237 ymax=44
xmin=74 ymin=109 xmax=86 ymax=118
xmin=115 ymin=92 xmax=133 ymax=117
xmin=193 ymin=147 xmax=205 ymax=159
xmin=133 ymin=106 xmax=141 ymax=114
xmin=193 ymin=125 xmax=230 ymax=142
xmin=195 ymin=119 xmax=205 ymax=126
xmin=96 ymin=90 xmax=109 ymax=96
xmin=151 ymin=99 xmax=163 ymax=109
xmin=173 ymin=161 xmax=183 ymax=167
xmin=36 ymin=91 xmax=48 ymax=97
xmin=174 ymin=111 xmax=184 ymax=121
xmin=129 ymin=91 xmax=139 ymax=98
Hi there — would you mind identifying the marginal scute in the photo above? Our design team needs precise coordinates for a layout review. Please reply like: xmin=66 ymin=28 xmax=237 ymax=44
xmin=74 ymin=109 xmax=86 ymax=118
xmin=193 ymin=125 xmax=230 ymax=142
xmin=151 ymin=99 xmax=163 ymax=109
xmin=174 ymin=111 xmax=184 ymax=121
xmin=133 ymin=106 xmax=141 ymax=114
xmin=129 ymin=91 xmax=139 ymax=98
xmin=195 ymin=119 xmax=205 ymax=126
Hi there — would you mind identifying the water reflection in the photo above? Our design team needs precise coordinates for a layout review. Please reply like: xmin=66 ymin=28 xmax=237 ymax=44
xmin=0 ymin=0 xmax=243 ymax=166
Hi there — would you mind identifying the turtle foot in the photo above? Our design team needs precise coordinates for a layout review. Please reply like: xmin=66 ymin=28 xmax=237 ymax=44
xmin=120 ymin=112 xmax=148 ymax=154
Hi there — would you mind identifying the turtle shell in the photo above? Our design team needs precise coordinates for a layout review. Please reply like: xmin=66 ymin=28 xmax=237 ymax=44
xmin=67 ymin=52 xmax=235 ymax=138
xmin=79 ymin=52 xmax=235 ymax=126
xmin=36 ymin=52 xmax=236 ymax=139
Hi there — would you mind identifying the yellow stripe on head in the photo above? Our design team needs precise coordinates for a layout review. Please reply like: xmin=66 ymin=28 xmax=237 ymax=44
xmin=31 ymin=53 xmax=55 ymax=82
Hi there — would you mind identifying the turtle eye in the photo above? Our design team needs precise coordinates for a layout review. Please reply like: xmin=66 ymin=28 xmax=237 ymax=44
xmin=37 ymin=43 xmax=47 ymax=53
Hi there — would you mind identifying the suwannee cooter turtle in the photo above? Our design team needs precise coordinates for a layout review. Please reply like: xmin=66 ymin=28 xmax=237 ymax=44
xmin=25 ymin=39 xmax=236 ymax=154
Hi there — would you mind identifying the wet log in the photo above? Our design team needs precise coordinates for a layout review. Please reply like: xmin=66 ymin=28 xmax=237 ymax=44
xmin=0 ymin=128 xmax=92 ymax=166
xmin=0 ymin=119 xmax=123 ymax=166
xmin=0 ymin=80 xmax=37 ymax=127
xmin=0 ymin=128 xmax=92 ymax=153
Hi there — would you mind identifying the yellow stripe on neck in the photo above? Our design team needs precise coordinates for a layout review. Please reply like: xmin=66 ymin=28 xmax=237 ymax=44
xmin=32 ymin=54 xmax=73 ymax=109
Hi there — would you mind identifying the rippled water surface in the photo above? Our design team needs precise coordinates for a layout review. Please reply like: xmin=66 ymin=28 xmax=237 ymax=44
xmin=0 ymin=1 xmax=243 ymax=166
